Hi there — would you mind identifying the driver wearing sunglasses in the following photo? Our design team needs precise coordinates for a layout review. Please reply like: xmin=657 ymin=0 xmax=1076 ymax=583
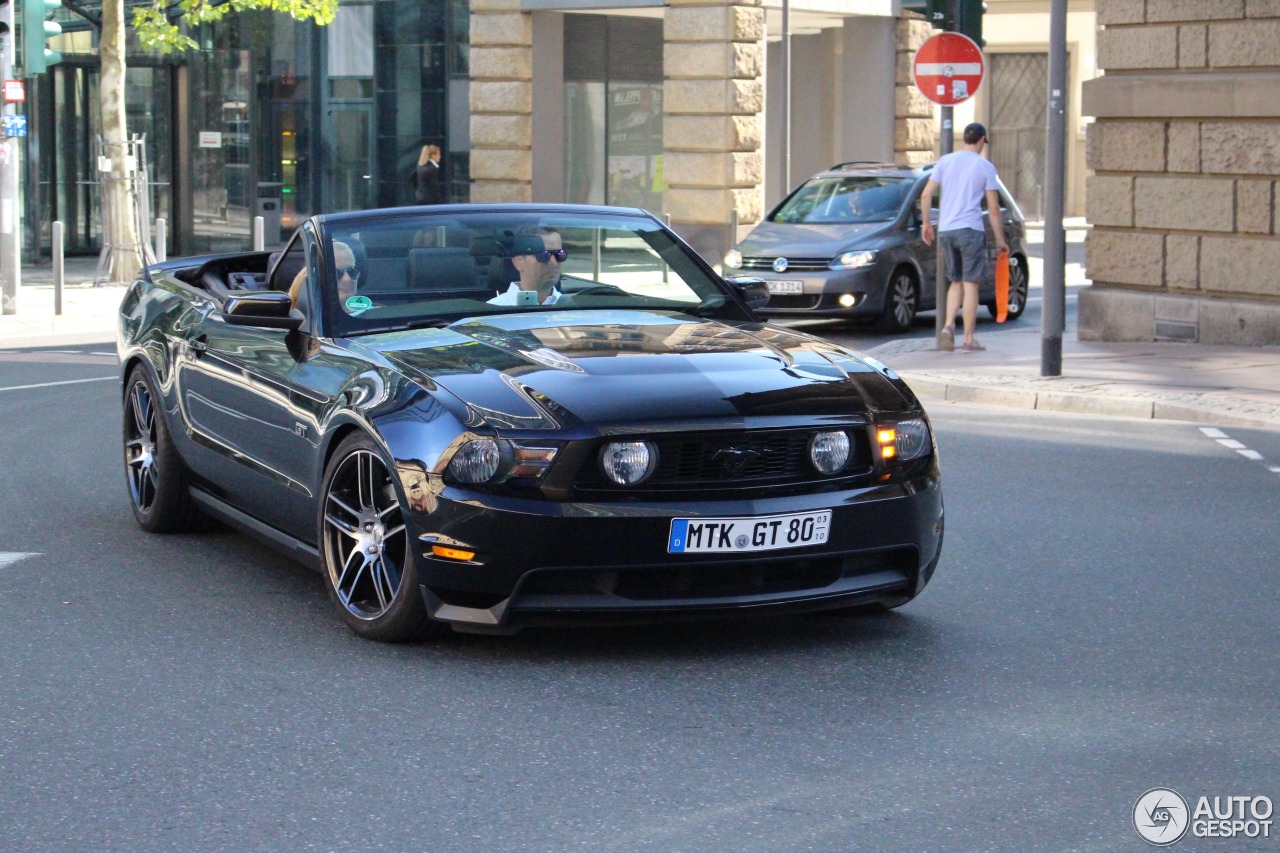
xmin=488 ymin=227 xmax=566 ymax=306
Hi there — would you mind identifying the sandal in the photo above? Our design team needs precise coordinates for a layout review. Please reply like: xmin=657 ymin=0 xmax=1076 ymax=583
xmin=960 ymin=341 xmax=986 ymax=352
xmin=939 ymin=328 xmax=955 ymax=352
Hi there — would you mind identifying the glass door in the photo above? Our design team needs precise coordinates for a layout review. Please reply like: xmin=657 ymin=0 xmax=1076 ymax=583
xmin=326 ymin=102 xmax=374 ymax=212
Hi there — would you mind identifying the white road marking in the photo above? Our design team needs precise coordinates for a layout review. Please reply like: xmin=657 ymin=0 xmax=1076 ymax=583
xmin=0 ymin=376 xmax=115 ymax=393
xmin=1200 ymin=428 xmax=1275 ymax=476
xmin=0 ymin=552 xmax=40 ymax=569
xmin=89 ymin=352 xmax=116 ymax=357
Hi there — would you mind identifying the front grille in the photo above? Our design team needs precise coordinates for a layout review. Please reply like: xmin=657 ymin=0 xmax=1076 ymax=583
xmin=764 ymin=294 xmax=822 ymax=310
xmin=741 ymin=256 xmax=830 ymax=272
xmin=516 ymin=549 xmax=914 ymax=603
xmin=572 ymin=427 xmax=872 ymax=497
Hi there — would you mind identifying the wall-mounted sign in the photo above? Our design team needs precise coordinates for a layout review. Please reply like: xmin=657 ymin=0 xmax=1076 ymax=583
xmin=3 ymin=80 xmax=25 ymax=103
xmin=2 ymin=115 xmax=28 ymax=138
xmin=198 ymin=131 xmax=223 ymax=148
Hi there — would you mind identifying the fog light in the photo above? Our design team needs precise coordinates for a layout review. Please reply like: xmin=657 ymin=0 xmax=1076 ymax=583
xmin=808 ymin=431 xmax=850 ymax=474
xmin=600 ymin=441 xmax=657 ymax=485
xmin=838 ymin=293 xmax=858 ymax=308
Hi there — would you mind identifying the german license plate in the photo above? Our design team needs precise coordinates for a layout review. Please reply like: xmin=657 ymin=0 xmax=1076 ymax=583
xmin=767 ymin=280 xmax=804 ymax=295
xmin=668 ymin=510 xmax=831 ymax=554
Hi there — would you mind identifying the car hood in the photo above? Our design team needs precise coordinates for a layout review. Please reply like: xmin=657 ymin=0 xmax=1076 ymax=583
xmin=736 ymin=221 xmax=895 ymax=259
xmin=361 ymin=309 xmax=913 ymax=431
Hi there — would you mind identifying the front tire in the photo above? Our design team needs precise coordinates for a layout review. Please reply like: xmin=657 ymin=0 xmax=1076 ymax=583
xmin=319 ymin=433 xmax=441 ymax=642
xmin=877 ymin=267 xmax=919 ymax=334
xmin=123 ymin=365 xmax=202 ymax=533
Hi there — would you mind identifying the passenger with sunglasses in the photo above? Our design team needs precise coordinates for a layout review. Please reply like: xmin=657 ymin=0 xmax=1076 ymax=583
xmin=488 ymin=227 xmax=566 ymax=306
xmin=333 ymin=240 xmax=370 ymax=314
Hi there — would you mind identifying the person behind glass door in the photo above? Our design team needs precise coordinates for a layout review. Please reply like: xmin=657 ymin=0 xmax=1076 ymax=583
xmin=488 ymin=227 xmax=566 ymax=306
xmin=411 ymin=144 xmax=445 ymax=205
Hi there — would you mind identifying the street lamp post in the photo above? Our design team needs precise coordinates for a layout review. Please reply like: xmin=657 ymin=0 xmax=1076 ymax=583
xmin=1041 ymin=0 xmax=1067 ymax=376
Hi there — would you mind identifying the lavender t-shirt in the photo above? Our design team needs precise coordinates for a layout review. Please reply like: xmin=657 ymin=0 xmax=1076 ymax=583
xmin=933 ymin=151 xmax=998 ymax=232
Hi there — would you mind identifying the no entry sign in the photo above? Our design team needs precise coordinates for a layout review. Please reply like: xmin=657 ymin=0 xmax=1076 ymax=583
xmin=913 ymin=32 xmax=984 ymax=106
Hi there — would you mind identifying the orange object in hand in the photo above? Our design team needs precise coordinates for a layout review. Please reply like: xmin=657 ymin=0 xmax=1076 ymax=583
xmin=995 ymin=248 xmax=1010 ymax=323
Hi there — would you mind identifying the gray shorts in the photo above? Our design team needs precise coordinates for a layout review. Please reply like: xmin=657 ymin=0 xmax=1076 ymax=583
xmin=939 ymin=228 xmax=990 ymax=284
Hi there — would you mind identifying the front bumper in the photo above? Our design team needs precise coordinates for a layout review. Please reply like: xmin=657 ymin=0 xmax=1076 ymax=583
xmin=743 ymin=264 xmax=892 ymax=317
xmin=413 ymin=463 xmax=944 ymax=632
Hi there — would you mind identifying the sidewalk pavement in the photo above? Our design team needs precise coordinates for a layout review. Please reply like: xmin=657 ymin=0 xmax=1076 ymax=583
xmin=866 ymin=329 xmax=1280 ymax=431
xmin=4 ymin=256 xmax=1280 ymax=431
xmin=0 ymin=257 xmax=123 ymax=347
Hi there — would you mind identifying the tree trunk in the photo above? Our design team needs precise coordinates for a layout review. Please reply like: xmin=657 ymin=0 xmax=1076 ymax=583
xmin=100 ymin=0 xmax=142 ymax=282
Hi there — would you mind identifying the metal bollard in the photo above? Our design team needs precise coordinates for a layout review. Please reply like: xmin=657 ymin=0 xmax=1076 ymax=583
xmin=253 ymin=216 xmax=265 ymax=251
xmin=155 ymin=218 xmax=166 ymax=263
xmin=52 ymin=220 xmax=64 ymax=316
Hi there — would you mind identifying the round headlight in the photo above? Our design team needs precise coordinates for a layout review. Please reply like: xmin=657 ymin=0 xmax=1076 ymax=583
xmin=894 ymin=418 xmax=930 ymax=461
xmin=600 ymin=441 xmax=657 ymax=486
xmin=808 ymin=431 xmax=850 ymax=475
xmin=447 ymin=439 xmax=501 ymax=484
xmin=724 ymin=249 xmax=743 ymax=270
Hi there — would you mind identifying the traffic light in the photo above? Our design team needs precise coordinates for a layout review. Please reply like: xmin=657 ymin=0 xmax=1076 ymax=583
xmin=901 ymin=0 xmax=954 ymax=31
xmin=956 ymin=0 xmax=986 ymax=47
xmin=22 ymin=0 xmax=62 ymax=77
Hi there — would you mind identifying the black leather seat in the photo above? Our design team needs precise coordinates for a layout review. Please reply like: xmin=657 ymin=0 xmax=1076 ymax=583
xmin=266 ymin=251 xmax=306 ymax=291
xmin=407 ymin=247 xmax=489 ymax=299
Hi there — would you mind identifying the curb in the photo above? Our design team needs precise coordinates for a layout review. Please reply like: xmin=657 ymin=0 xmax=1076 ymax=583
xmin=900 ymin=372 xmax=1280 ymax=431
xmin=0 ymin=330 xmax=118 ymax=348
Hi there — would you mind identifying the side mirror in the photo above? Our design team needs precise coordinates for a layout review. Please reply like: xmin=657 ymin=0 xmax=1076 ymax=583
xmin=726 ymin=276 xmax=770 ymax=309
xmin=222 ymin=291 xmax=304 ymax=330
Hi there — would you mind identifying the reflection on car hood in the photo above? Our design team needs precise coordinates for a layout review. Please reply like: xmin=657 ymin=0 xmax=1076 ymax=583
xmin=363 ymin=309 xmax=911 ymax=431
xmin=736 ymin=221 xmax=893 ymax=258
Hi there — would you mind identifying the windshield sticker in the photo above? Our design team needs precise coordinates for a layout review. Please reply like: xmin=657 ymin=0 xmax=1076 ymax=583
xmin=345 ymin=295 xmax=373 ymax=313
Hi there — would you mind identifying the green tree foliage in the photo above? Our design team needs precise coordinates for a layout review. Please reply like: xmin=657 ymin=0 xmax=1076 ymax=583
xmin=132 ymin=0 xmax=337 ymax=52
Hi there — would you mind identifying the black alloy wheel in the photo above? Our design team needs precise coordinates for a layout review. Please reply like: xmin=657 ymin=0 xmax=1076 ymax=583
xmin=320 ymin=433 xmax=438 ymax=641
xmin=123 ymin=365 xmax=201 ymax=532
xmin=878 ymin=267 xmax=919 ymax=334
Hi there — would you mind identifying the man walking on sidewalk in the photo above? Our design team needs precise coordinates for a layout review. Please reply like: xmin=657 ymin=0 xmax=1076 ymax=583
xmin=920 ymin=122 xmax=1008 ymax=352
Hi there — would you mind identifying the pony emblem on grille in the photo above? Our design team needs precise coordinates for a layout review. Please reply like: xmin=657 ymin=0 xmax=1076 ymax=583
xmin=712 ymin=447 xmax=763 ymax=475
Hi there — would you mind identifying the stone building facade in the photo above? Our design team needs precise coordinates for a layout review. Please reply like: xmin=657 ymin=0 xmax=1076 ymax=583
xmin=1082 ymin=0 xmax=1280 ymax=344
xmin=468 ymin=0 xmax=930 ymax=265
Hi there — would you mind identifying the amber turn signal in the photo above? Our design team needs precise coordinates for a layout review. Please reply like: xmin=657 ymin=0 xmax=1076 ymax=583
xmin=431 ymin=545 xmax=476 ymax=561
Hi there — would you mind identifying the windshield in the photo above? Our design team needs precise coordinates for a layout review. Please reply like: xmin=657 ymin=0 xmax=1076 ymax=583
xmin=771 ymin=176 xmax=912 ymax=224
xmin=318 ymin=210 xmax=739 ymax=336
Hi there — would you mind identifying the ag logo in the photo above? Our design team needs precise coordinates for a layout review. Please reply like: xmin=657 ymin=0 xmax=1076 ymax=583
xmin=1134 ymin=788 xmax=1190 ymax=846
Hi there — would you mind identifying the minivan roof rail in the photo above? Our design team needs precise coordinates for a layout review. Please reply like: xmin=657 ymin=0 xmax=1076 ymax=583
xmin=829 ymin=161 xmax=898 ymax=170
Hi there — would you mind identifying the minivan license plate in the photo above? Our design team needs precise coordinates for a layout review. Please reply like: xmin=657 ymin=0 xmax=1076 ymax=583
xmin=668 ymin=510 xmax=831 ymax=554
xmin=767 ymin=280 xmax=804 ymax=295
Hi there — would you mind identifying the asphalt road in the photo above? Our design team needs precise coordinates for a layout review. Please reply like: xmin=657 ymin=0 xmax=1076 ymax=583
xmin=1 ymin=344 xmax=1277 ymax=852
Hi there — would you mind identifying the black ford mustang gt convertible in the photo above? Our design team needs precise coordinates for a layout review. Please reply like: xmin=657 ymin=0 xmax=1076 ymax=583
xmin=118 ymin=204 xmax=944 ymax=641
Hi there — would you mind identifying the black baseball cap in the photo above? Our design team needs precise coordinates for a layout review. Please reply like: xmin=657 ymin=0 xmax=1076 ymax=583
xmin=963 ymin=123 xmax=988 ymax=144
